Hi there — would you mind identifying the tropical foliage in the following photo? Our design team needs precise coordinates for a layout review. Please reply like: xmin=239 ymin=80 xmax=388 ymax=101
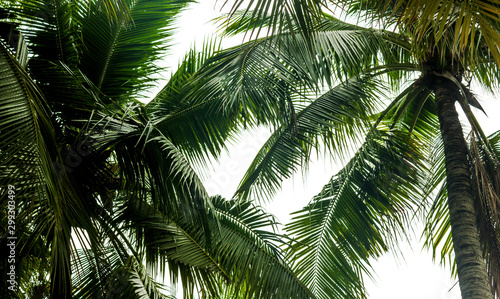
xmin=203 ymin=1 xmax=500 ymax=298
xmin=0 ymin=1 xmax=313 ymax=298
xmin=3 ymin=0 xmax=500 ymax=298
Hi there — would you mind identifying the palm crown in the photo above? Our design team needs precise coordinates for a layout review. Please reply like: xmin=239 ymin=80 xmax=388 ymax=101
xmin=203 ymin=1 xmax=500 ymax=297
xmin=0 ymin=0 xmax=315 ymax=298
xmin=2 ymin=0 xmax=500 ymax=298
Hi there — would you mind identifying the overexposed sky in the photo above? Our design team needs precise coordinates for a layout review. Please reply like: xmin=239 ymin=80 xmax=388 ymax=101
xmin=164 ymin=2 xmax=500 ymax=298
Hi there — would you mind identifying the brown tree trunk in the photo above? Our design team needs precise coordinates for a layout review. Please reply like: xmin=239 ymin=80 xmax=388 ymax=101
xmin=434 ymin=76 xmax=492 ymax=298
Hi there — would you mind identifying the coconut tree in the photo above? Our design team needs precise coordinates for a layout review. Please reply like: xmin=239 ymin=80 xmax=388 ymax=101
xmin=194 ymin=16 xmax=428 ymax=298
xmin=0 ymin=1 xmax=314 ymax=298
xmin=198 ymin=2 xmax=500 ymax=298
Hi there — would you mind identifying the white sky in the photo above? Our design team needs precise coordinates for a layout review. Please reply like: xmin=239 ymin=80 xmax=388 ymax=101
xmin=162 ymin=2 xmax=500 ymax=298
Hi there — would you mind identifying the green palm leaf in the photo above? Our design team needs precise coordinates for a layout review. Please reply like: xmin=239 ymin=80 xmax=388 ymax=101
xmin=208 ymin=196 xmax=315 ymax=298
xmin=286 ymin=127 xmax=426 ymax=298
xmin=147 ymin=39 xmax=239 ymax=166
xmin=235 ymin=76 xmax=380 ymax=201
xmin=72 ymin=246 xmax=174 ymax=299
xmin=78 ymin=0 xmax=193 ymax=100
xmin=224 ymin=0 xmax=322 ymax=41
xmin=117 ymin=195 xmax=314 ymax=298
xmin=0 ymin=39 xmax=87 ymax=298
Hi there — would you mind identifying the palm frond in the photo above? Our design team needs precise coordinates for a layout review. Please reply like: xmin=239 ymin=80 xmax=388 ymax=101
xmin=72 ymin=246 xmax=174 ymax=299
xmin=469 ymin=131 xmax=500 ymax=296
xmin=344 ymin=0 xmax=500 ymax=84
xmin=209 ymin=196 xmax=314 ymax=298
xmin=147 ymin=38 xmax=238 ymax=167
xmin=6 ymin=0 xmax=100 ymax=125
xmin=422 ymin=134 xmax=454 ymax=272
xmin=234 ymin=76 xmax=380 ymax=202
xmin=0 ymin=39 xmax=102 ymax=298
xmin=9 ymin=0 xmax=192 ymax=105
xmin=0 ymin=40 xmax=60 ymax=295
xmin=117 ymin=194 xmax=314 ymax=298
xmin=214 ymin=10 xmax=274 ymax=37
xmin=200 ymin=15 xmax=412 ymax=96
xmin=84 ymin=107 xmax=212 ymax=226
xmin=223 ymin=0 xmax=323 ymax=41
xmin=78 ymin=0 xmax=193 ymax=100
xmin=285 ymin=127 xmax=426 ymax=299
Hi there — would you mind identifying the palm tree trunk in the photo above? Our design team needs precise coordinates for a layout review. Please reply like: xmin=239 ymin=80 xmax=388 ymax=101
xmin=434 ymin=76 xmax=492 ymax=298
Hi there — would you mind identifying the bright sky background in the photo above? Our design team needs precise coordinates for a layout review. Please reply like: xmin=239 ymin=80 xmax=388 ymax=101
xmin=160 ymin=2 xmax=500 ymax=298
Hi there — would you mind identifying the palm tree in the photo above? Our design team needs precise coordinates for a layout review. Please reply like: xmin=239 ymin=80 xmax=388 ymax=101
xmin=198 ymin=2 xmax=500 ymax=298
xmin=0 ymin=1 xmax=313 ymax=298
